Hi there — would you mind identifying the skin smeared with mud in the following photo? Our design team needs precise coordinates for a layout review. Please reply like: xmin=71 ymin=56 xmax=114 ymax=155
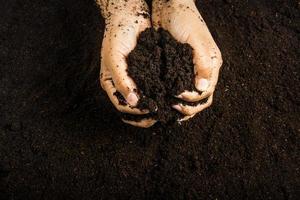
xmin=97 ymin=0 xmax=159 ymax=127
xmin=152 ymin=0 xmax=222 ymax=122
xmin=97 ymin=0 xmax=152 ymax=115
xmin=97 ymin=0 xmax=223 ymax=127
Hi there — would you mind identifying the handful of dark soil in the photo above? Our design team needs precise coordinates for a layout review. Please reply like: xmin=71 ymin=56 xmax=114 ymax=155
xmin=123 ymin=28 xmax=197 ymax=123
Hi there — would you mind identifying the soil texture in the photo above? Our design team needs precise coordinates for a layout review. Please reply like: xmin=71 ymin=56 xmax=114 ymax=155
xmin=0 ymin=0 xmax=299 ymax=199
xmin=126 ymin=28 xmax=195 ymax=123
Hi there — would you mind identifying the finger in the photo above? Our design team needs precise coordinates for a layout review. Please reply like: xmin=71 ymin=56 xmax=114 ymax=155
xmin=103 ymin=28 xmax=139 ymax=107
xmin=152 ymin=0 xmax=222 ymax=101
xmin=184 ymin=7 xmax=223 ymax=93
xmin=169 ymin=1 xmax=221 ymax=93
xmin=107 ymin=52 xmax=139 ymax=107
xmin=105 ymin=16 xmax=150 ymax=107
xmin=175 ymin=47 xmax=220 ymax=102
xmin=122 ymin=118 xmax=157 ymax=128
xmin=178 ymin=114 xmax=196 ymax=123
xmin=100 ymin=63 xmax=149 ymax=115
xmin=172 ymin=95 xmax=213 ymax=116
xmin=194 ymin=44 xmax=222 ymax=81
xmin=176 ymin=90 xmax=212 ymax=102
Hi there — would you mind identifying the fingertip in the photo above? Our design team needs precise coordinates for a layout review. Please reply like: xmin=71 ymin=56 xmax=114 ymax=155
xmin=172 ymin=104 xmax=182 ymax=112
xmin=175 ymin=93 xmax=183 ymax=99
xmin=196 ymin=78 xmax=210 ymax=92
xmin=175 ymin=90 xmax=202 ymax=102
xmin=122 ymin=118 xmax=157 ymax=128
xmin=178 ymin=114 xmax=196 ymax=122
xmin=126 ymin=92 xmax=139 ymax=106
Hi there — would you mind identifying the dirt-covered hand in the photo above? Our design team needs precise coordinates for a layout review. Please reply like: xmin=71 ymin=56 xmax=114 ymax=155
xmin=152 ymin=0 xmax=223 ymax=121
xmin=97 ymin=0 xmax=156 ymax=128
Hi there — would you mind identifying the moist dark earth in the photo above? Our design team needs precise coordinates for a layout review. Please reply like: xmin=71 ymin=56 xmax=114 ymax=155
xmin=126 ymin=28 xmax=195 ymax=123
xmin=0 ymin=0 xmax=299 ymax=199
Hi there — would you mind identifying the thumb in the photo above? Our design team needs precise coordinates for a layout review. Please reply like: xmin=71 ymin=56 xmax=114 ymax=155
xmin=108 ymin=52 xmax=139 ymax=106
xmin=101 ymin=35 xmax=140 ymax=106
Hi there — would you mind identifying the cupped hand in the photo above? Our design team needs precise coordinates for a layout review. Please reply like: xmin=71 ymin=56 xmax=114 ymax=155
xmin=99 ymin=0 xmax=157 ymax=128
xmin=152 ymin=0 xmax=223 ymax=121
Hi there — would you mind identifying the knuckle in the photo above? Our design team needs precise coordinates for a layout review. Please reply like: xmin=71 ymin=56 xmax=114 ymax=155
xmin=100 ymin=81 xmax=109 ymax=91
xmin=190 ymin=97 xmax=200 ymax=103
xmin=207 ymin=99 xmax=213 ymax=107
xmin=100 ymin=81 xmax=105 ymax=90
xmin=198 ymin=93 xmax=211 ymax=102
xmin=100 ymin=76 xmax=106 ymax=87
xmin=142 ymin=123 xmax=150 ymax=128
xmin=144 ymin=120 xmax=156 ymax=128
xmin=218 ymin=56 xmax=223 ymax=67
xmin=114 ymin=79 xmax=126 ymax=91
xmin=216 ymin=50 xmax=223 ymax=66
xmin=183 ymin=107 xmax=195 ymax=116
xmin=210 ymin=48 xmax=223 ymax=68
xmin=115 ymin=105 xmax=126 ymax=113
xmin=205 ymin=91 xmax=213 ymax=99
xmin=184 ymin=95 xmax=197 ymax=102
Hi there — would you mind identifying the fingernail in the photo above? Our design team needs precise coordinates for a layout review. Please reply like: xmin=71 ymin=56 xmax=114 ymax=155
xmin=172 ymin=105 xmax=182 ymax=111
xmin=126 ymin=93 xmax=138 ymax=106
xmin=196 ymin=78 xmax=209 ymax=92
xmin=175 ymin=94 xmax=183 ymax=99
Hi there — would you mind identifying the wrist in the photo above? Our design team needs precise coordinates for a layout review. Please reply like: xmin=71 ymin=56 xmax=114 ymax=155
xmin=97 ymin=0 xmax=149 ymax=19
xmin=153 ymin=0 xmax=196 ymax=14
xmin=154 ymin=0 xmax=196 ymax=5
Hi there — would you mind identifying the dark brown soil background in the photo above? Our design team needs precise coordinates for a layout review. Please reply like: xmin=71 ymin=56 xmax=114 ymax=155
xmin=0 ymin=0 xmax=299 ymax=199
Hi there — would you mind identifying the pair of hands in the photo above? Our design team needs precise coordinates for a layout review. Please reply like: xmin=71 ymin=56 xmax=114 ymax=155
xmin=97 ymin=0 xmax=222 ymax=128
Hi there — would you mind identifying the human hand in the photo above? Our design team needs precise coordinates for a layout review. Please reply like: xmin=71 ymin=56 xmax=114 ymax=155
xmin=152 ymin=0 xmax=223 ymax=121
xmin=98 ymin=0 xmax=157 ymax=128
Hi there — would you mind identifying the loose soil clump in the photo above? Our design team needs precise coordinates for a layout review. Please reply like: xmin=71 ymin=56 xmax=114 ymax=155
xmin=125 ymin=28 xmax=197 ymax=123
